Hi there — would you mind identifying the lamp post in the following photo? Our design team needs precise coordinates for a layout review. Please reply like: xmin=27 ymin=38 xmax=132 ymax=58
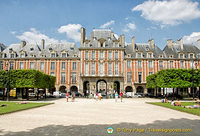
xmin=5 ymin=61 xmax=10 ymax=101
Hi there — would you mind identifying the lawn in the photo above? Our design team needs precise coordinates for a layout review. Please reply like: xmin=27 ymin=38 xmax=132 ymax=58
xmin=0 ymin=102 xmax=53 ymax=115
xmin=148 ymin=102 xmax=200 ymax=116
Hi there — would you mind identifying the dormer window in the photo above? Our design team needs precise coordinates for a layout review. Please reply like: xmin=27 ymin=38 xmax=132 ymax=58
xmin=0 ymin=53 xmax=3 ymax=58
xmin=127 ymin=54 xmax=131 ymax=58
xmin=10 ymin=54 xmax=15 ymax=58
xmin=115 ymin=42 xmax=118 ymax=47
xmin=169 ymin=55 xmax=173 ymax=58
xmin=137 ymin=53 xmax=142 ymax=58
xmin=74 ymin=54 xmax=77 ymax=57
xmin=159 ymin=55 xmax=163 ymax=58
xmin=20 ymin=53 xmax=25 ymax=58
xmin=85 ymin=43 xmax=88 ymax=47
xmin=146 ymin=47 xmax=149 ymax=51
xmin=30 ymin=48 xmax=34 ymax=51
xmin=179 ymin=54 xmax=184 ymax=59
xmin=70 ymin=47 xmax=74 ymax=50
xmin=51 ymin=53 xmax=56 ymax=58
xmin=148 ymin=53 xmax=153 ymax=58
xmin=100 ymin=43 xmax=103 ymax=47
xmin=62 ymin=53 xmax=66 ymax=58
xmin=49 ymin=48 xmax=52 ymax=51
xmin=189 ymin=54 xmax=194 ymax=59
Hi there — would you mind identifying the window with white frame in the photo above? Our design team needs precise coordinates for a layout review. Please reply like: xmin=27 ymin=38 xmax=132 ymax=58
xmin=92 ymin=51 xmax=95 ymax=60
xmin=127 ymin=72 xmax=132 ymax=82
xmin=189 ymin=54 xmax=194 ymax=59
xmin=61 ymin=62 xmax=66 ymax=70
xmin=0 ymin=53 xmax=3 ymax=58
xmin=51 ymin=53 xmax=56 ymax=58
xmin=115 ymin=51 xmax=119 ymax=60
xmin=190 ymin=60 xmax=194 ymax=68
xmin=100 ymin=51 xmax=104 ymax=60
xmin=20 ymin=53 xmax=25 ymax=58
xmin=138 ymin=72 xmax=142 ymax=83
xmin=9 ymin=61 xmax=14 ymax=70
xmin=91 ymin=63 xmax=95 ymax=75
xmin=72 ymin=73 xmax=76 ymax=83
xmin=0 ymin=61 xmax=3 ymax=70
xmin=50 ymin=62 xmax=55 ymax=70
xmin=180 ymin=54 xmax=184 ymax=59
xmin=148 ymin=60 xmax=153 ymax=68
xmin=40 ymin=62 xmax=44 ymax=70
xmin=170 ymin=61 xmax=174 ymax=69
xmin=85 ymin=51 xmax=89 ymax=60
xmin=85 ymin=62 xmax=89 ymax=75
xmin=115 ymin=42 xmax=118 ymax=47
xmin=180 ymin=61 xmax=184 ymax=68
xmin=62 ymin=53 xmax=66 ymax=58
xmin=30 ymin=62 xmax=34 ymax=69
xmin=127 ymin=60 xmax=131 ymax=68
xmin=100 ymin=63 xmax=104 ymax=75
xmin=20 ymin=62 xmax=24 ymax=69
xmin=108 ymin=62 xmax=112 ymax=75
xmin=61 ymin=72 xmax=66 ymax=84
xmin=148 ymin=53 xmax=153 ymax=58
xmin=108 ymin=51 xmax=112 ymax=60
xmin=72 ymin=62 xmax=76 ymax=70
xmin=10 ymin=54 xmax=15 ymax=58
xmin=159 ymin=61 xmax=163 ymax=69
xmin=115 ymin=62 xmax=118 ymax=75
xmin=138 ymin=60 xmax=142 ymax=68
xmin=137 ymin=53 xmax=141 ymax=58
xmin=85 ymin=43 xmax=88 ymax=47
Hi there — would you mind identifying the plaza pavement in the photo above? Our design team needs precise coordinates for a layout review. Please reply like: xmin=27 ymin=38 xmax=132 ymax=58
xmin=0 ymin=98 xmax=199 ymax=136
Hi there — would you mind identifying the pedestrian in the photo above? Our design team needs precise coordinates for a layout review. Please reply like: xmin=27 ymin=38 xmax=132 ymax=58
xmin=66 ymin=91 xmax=69 ymax=102
xmin=99 ymin=92 xmax=102 ymax=101
xmin=86 ymin=90 xmax=89 ymax=98
xmin=120 ymin=91 xmax=123 ymax=102
xmin=72 ymin=91 xmax=75 ymax=102
xmin=95 ymin=92 xmax=98 ymax=101
xmin=115 ymin=92 xmax=118 ymax=102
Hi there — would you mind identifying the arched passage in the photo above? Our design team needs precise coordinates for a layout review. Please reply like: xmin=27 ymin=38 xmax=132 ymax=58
xmin=96 ymin=79 xmax=107 ymax=95
xmin=114 ymin=81 xmax=120 ymax=94
xmin=136 ymin=86 xmax=144 ymax=93
xmin=59 ymin=86 xmax=66 ymax=93
xmin=70 ymin=86 xmax=78 ymax=93
xmin=125 ymin=86 xmax=133 ymax=93
xmin=83 ymin=81 xmax=90 ymax=96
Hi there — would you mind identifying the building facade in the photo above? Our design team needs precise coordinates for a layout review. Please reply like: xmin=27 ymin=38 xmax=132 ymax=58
xmin=0 ymin=28 xmax=200 ymax=96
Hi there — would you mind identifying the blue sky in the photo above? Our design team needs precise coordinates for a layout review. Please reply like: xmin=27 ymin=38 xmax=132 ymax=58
xmin=1 ymin=0 xmax=200 ymax=49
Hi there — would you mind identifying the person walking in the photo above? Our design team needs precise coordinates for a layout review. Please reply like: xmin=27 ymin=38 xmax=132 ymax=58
xmin=115 ymin=92 xmax=118 ymax=102
xmin=120 ymin=92 xmax=123 ymax=102
xmin=66 ymin=91 xmax=69 ymax=102
xmin=72 ymin=91 xmax=75 ymax=102
xmin=99 ymin=92 xmax=102 ymax=101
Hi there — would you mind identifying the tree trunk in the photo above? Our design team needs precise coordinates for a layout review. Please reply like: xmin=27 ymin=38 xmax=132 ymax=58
xmin=173 ymin=88 xmax=175 ymax=100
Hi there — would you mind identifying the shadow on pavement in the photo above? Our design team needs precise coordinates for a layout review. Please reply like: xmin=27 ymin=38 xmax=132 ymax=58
xmin=1 ymin=118 xmax=199 ymax=136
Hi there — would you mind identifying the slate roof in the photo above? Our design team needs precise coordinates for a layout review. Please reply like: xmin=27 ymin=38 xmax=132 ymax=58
xmin=0 ymin=43 xmax=6 ymax=52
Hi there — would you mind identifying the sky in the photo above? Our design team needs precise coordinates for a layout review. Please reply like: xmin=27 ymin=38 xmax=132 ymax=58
xmin=1 ymin=0 xmax=200 ymax=49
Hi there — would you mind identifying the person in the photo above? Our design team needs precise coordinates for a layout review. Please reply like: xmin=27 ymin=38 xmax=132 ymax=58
xmin=120 ymin=92 xmax=123 ymax=102
xmin=66 ymin=91 xmax=69 ymax=102
xmin=171 ymin=100 xmax=176 ymax=106
xmin=86 ymin=90 xmax=89 ymax=98
xmin=95 ymin=92 xmax=98 ymax=101
xmin=115 ymin=92 xmax=118 ymax=102
xmin=72 ymin=91 xmax=75 ymax=102
xmin=164 ymin=97 xmax=168 ymax=103
xmin=99 ymin=92 xmax=102 ymax=101
xmin=177 ymin=99 xmax=181 ymax=106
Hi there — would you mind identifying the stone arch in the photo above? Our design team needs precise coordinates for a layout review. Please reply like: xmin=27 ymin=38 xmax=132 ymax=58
xmin=125 ymin=86 xmax=133 ymax=93
xmin=136 ymin=86 xmax=144 ymax=93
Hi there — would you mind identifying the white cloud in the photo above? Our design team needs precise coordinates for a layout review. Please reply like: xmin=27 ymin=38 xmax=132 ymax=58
xmin=183 ymin=32 xmax=200 ymax=44
xmin=16 ymin=28 xmax=58 ymax=45
xmin=132 ymin=0 xmax=200 ymax=26
xmin=100 ymin=20 xmax=115 ymax=29
xmin=123 ymin=23 xmax=136 ymax=33
xmin=10 ymin=31 xmax=16 ymax=35
xmin=58 ymin=24 xmax=82 ymax=42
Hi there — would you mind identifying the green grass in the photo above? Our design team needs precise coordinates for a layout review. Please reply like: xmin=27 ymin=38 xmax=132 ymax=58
xmin=0 ymin=102 xmax=53 ymax=115
xmin=148 ymin=102 xmax=200 ymax=116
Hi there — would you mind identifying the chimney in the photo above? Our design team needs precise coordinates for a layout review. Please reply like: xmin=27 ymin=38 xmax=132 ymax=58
xmin=197 ymin=39 xmax=200 ymax=49
xmin=111 ymin=32 xmax=114 ymax=39
xmin=148 ymin=39 xmax=155 ymax=48
xmin=80 ymin=27 xmax=85 ymax=47
xmin=21 ymin=41 xmax=26 ymax=48
xmin=132 ymin=36 xmax=135 ymax=51
xmin=177 ymin=38 xmax=183 ymax=50
xmin=41 ymin=39 xmax=45 ymax=50
xmin=167 ymin=39 xmax=173 ymax=49
xmin=119 ymin=35 xmax=125 ymax=47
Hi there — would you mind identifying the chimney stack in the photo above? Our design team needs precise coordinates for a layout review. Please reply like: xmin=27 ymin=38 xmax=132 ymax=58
xmin=41 ymin=39 xmax=45 ymax=50
xmin=132 ymin=36 xmax=135 ymax=51
xmin=167 ymin=39 xmax=173 ymax=49
xmin=197 ymin=39 xmax=200 ymax=49
xmin=119 ymin=35 xmax=125 ymax=47
xmin=80 ymin=27 xmax=85 ymax=47
xmin=21 ymin=41 xmax=26 ymax=48
xmin=177 ymin=38 xmax=183 ymax=50
xmin=111 ymin=32 xmax=114 ymax=39
xmin=148 ymin=39 xmax=155 ymax=48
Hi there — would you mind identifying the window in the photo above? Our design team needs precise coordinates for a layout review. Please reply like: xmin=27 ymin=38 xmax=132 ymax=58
xmin=148 ymin=60 xmax=153 ymax=68
xmin=180 ymin=61 xmax=184 ymax=68
xmin=20 ymin=62 xmax=24 ymax=69
xmin=92 ymin=51 xmax=95 ymax=60
xmin=127 ymin=72 xmax=132 ymax=82
xmin=51 ymin=53 xmax=56 ymax=58
xmin=9 ymin=61 xmax=14 ymax=70
xmin=50 ymin=62 xmax=55 ymax=70
xmin=115 ymin=42 xmax=118 ymax=47
xmin=170 ymin=61 xmax=174 ymax=69
xmin=61 ymin=72 xmax=66 ymax=84
xmin=100 ymin=43 xmax=103 ymax=47
xmin=108 ymin=51 xmax=112 ymax=60
xmin=91 ymin=63 xmax=95 ymax=75
xmin=72 ymin=73 xmax=76 ymax=83
xmin=30 ymin=62 xmax=34 ymax=69
xmin=61 ymin=62 xmax=66 ymax=70
xmin=138 ymin=60 xmax=142 ymax=68
xmin=180 ymin=54 xmax=184 ymax=59
xmin=159 ymin=61 xmax=163 ymax=69
xmin=72 ymin=62 xmax=76 ymax=70
xmin=40 ymin=62 xmax=44 ymax=70
xmin=190 ymin=54 xmax=194 ymax=59
xmin=50 ymin=72 xmax=55 ymax=76
xmin=148 ymin=53 xmax=152 ymax=58
xmin=10 ymin=54 xmax=14 ymax=58
xmin=138 ymin=72 xmax=142 ymax=83
xmin=108 ymin=63 xmax=112 ymax=75
xmin=62 ymin=53 xmax=66 ymax=58
xmin=20 ymin=54 xmax=25 ymax=58
xmin=149 ymin=72 xmax=153 ymax=75
xmin=137 ymin=53 xmax=141 ymax=58
xmin=0 ymin=61 xmax=3 ymax=70
xmin=85 ymin=62 xmax=89 ymax=75
xmin=85 ymin=51 xmax=89 ymax=60
xmin=100 ymin=63 xmax=104 ymax=75
xmin=100 ymin=51 xmax=104 ymax=60
xmin=127 ymin=60 xmax=131 ymax=69
xmin=115 ymin=63 xmax=118 ymax=75
xmin=85 ymin=43 xmax=88 ymax=47
xmin=0 ymin=53 xmax=3 ymax=58
xmin=115 ymin=52 xmax=119 ymax=60
xmin=190 ymin=60 xmax=194 ymax=68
